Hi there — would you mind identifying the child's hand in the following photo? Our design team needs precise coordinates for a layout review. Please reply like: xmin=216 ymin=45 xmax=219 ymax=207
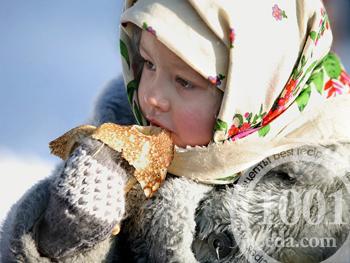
xmin=37 ymin=137 xmax=133 ymax=259
xmin=37 ymin=122 xmax=174 ymax=259
xmin=49 ymin=123 xmax=174 ymax=197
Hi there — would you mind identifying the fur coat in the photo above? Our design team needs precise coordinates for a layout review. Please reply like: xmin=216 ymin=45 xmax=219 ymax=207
xmin=1 ymin=77 xmax=350 ymax=263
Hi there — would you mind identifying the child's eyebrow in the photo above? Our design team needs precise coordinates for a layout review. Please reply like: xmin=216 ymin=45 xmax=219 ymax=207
xmin=139 ymin=40 xmax=209 ymax=86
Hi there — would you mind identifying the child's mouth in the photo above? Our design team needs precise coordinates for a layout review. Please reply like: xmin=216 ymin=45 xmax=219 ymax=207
xmin=150 ymin=121 xmax=166 ymax=131
xmin=148 ymin=119 xmax=171 ymax=133
xmin=148 ymin=118 xmax=162 ymax=128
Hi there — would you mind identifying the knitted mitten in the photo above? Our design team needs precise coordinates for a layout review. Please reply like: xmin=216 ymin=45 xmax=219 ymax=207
xmin=37 ymin=137 xmax=133 ymax=259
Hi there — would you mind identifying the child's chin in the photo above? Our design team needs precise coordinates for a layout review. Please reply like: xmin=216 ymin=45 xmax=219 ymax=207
xmin=171 ymin=134 xmax=186 ymax=148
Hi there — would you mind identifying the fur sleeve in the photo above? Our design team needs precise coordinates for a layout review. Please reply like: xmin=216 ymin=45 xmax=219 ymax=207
xmin=0 ymin=177 xmax=51 ymax=262
xmin=0 ymin=162 xmax=121 ymax=263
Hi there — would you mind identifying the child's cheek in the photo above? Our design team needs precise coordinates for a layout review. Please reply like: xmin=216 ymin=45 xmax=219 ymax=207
xmin=174 ymin=107 xmax=213 ymax=145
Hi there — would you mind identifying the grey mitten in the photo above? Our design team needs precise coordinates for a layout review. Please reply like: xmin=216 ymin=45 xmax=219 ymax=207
xmin=37 ymin=137 xmax=133 ymax=259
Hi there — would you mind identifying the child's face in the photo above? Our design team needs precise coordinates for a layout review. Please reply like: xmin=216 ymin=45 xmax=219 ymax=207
xmin=137 ymin=31 xmax=222 ymax=147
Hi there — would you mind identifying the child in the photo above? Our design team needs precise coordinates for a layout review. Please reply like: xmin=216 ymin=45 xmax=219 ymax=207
xmin=2 ymin=0 xmax=350 ymax=262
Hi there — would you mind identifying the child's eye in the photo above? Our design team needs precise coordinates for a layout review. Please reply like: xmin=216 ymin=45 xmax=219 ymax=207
xmin=176 ymin=77 xmax=195 ymax=90
xmin=144 ymin=59 xmax=156 ymax=71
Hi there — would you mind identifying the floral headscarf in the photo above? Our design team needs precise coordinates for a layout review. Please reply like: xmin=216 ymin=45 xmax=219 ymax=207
xmin=119 ymin=0 xmax=350 ymax=184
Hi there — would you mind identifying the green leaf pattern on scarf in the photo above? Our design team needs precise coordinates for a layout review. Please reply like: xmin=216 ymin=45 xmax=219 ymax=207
xmin=127 ymin=79 xmax=138 ymax=105
xmin=258 ymin=124 xmax=270 ymax=137
xmin=126 ymin=79 xmax=146 ymax=125
xmin=133 ymin=104 xmax=144 ymax=125
xmin=120 ymin=39 xmax=130 ymax=69
xmin=308 ymin=70 xmax=324 ymax=94
xmin=214 ymin=119 xmax=228 ymax=132
xmin=309 ymin=8 xmax=330 ymax=46
xmin=296 ymin=85 xmax=312 ymax=112
xmin=323 ymin=53 xmax=342 ymax=79
xmin=310 ymin=31 xmax=317 ymax=41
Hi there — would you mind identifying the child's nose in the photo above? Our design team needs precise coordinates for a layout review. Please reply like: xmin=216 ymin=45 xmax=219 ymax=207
xmin=146 ymin=95 xmax=170 ymax=112
xmin=143 ymin=73 xmax=171 ymax=112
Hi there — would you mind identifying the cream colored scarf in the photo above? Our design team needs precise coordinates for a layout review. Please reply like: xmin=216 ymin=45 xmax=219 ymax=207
xmin=120 ymin=0 xmax=350 ymax=184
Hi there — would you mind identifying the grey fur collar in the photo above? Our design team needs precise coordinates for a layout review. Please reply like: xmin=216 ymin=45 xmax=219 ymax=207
xmin=88 ymin=76 xmax=136 ymax=127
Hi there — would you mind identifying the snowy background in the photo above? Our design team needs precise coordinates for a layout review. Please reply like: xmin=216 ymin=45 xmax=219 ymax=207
xmin=0 ymin=0 xmax=349 ymax=233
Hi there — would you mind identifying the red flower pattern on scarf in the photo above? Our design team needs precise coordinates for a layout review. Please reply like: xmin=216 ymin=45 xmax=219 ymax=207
xmin=339 ymin=70 xmax=350 ymax=87
xmin=324 ymin=79 xmax=343 ymax=98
